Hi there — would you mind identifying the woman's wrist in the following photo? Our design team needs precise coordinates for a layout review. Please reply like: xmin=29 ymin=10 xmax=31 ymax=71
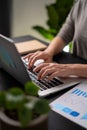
xmin=70 ymin=64 xmax=87 ymax=77
xmin=44 ymin=48 xmax=54 ymax=57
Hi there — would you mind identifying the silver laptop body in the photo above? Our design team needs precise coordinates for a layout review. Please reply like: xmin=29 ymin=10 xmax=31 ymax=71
xmin=0 ymin=34 xmax=86 ymax=97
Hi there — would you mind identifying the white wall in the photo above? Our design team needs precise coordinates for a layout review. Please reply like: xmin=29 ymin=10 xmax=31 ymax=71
xmin=11 ymin=0 xmax=55 ymax=41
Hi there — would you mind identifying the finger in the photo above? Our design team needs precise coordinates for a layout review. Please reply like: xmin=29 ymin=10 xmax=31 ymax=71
xmin=28 ymin=51 xmax=41 ymax=68
xmin=35 ymin=63 xmax=58 ymax=79
xmin=47 ymin=71 xmax=60 ymax=81
xmin=48 ymin=70 xmax=68 ymax=81
xmin=22 ymin=53 xmax=34 ymax=67
xmin=33 ymin=63 xmax=49 ymax=72
xmin=38 ymin=66 xmax=56 ymax=80
xmin=23 ymin=53 xmax=34 ymax=60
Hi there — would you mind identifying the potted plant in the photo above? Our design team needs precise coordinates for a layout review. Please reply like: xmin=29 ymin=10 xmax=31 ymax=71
xmin=33 ymin=0 xmax=74 ymax=52
xmin=0 ymin=81 xmax=50 ymax=130
xmin=33 ymin=0 xmax=74 ymax=41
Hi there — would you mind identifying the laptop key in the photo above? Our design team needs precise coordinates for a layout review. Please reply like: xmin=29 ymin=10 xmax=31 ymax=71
xmin=37 ymin=81 xmax=47 ymax=90
xmin=53 ymin=78 xmax=63 ymax=84
xmin=39 ymin=79 xmax=52 ymax=88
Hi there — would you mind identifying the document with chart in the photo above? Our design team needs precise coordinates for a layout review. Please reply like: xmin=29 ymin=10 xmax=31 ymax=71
xmin=50 ymin=81 xmax=87 ymax=129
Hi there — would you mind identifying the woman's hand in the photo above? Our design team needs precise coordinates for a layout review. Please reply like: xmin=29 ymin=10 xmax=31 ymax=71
xmin=33 ymin=63 xmax=74 ymax=80
xmin=24 ymin=50 xmax=53 ymax=69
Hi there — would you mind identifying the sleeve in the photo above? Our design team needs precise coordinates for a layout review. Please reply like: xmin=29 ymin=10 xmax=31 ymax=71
xmin=57 ymin=5 xmax=75 ymax=45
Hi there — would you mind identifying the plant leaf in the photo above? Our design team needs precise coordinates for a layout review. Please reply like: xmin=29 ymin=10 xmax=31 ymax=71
xmin=25 ymin=81 xmax=39 ymax=96
xmin=33 ymin=26 xmax=54 ymax=40
xmin=5 ymin=92 xmax=25 ymax=110
xmin=34 ymin=99 xmax=50 ymax=114
xmin=0 ymin=92 xmax=6 ymax=107
xmin=8 ymin=87 xmax=24 ymax=96
xmin=18 ymin=105 xmax=32 ymax=127
xmin=46 ymin=5 xmax=59 ymax=30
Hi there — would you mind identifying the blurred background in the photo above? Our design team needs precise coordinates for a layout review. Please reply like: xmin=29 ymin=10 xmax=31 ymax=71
xmin=0 ymin=0 xmax=74 ymax=51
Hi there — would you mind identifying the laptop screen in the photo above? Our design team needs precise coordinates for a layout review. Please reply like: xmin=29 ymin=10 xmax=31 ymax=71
xmin=0 ymin=34 xmax=30 ymax=85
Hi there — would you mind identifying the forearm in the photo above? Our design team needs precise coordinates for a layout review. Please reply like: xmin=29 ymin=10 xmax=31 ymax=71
xmin=45 ymin=36 xmax=65 ymax=56
xmin=70 ymin=64 xmax=87 ymax=78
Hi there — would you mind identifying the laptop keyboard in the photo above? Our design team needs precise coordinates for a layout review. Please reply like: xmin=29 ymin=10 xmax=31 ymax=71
xmin=22 ymin=58 xmax=64 ymax=91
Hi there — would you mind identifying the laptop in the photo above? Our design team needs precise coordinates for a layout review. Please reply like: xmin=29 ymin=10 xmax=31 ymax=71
xmin=0 ymin=34 xmax=86 ymax=97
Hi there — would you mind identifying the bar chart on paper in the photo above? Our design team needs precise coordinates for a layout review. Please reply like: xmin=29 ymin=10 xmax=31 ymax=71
xmin=50 ymin=80 xmax=87 ymax=129
xmin=71 ymin=89 xmax=87 ymax=97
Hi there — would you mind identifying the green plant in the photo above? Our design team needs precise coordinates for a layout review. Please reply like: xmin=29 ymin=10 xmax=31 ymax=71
xmin=0 ymin=81 xmax=50 ymax=128
xmin=33 ymin=0 xmax=74 ymax=41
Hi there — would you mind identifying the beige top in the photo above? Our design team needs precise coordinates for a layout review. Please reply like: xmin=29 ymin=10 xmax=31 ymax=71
xmin=58 ymin=0 xmax=87 ymax=60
